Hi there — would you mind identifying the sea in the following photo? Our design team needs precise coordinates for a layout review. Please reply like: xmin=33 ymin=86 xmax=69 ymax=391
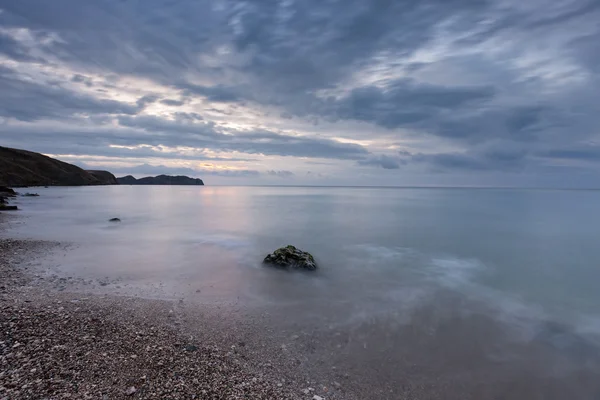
xmin=4 ymin=185 xmax=600 ymax=398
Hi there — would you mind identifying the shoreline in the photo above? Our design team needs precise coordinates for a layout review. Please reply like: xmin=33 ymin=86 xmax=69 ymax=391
xmin=4 ymin=196 xmax=600 ymax=399
xmin=0 ymin=214 xmax=339 ymax=400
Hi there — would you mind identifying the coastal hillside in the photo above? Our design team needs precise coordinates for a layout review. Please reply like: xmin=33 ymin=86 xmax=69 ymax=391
xmin=117 ymin=175 xmax=204 ymax=185
xmin=0 ymin=146 xmax=117 ymax=187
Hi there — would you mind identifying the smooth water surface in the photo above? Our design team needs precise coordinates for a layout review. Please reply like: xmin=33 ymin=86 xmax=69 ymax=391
xmin=6 ymin=185 xmax=600 ymax=336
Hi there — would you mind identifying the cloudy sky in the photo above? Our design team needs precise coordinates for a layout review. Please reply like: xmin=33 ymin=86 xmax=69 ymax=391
xmin=0 ymin=0 xmax=599 ymax=186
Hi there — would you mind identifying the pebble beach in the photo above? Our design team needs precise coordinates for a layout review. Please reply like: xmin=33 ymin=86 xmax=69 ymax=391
xmin=0 ymin=215 xmax=341 ymax=400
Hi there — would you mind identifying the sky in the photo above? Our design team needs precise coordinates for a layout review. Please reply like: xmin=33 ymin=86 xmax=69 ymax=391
xmin=0 ymin=0 xmax=599 ymax=187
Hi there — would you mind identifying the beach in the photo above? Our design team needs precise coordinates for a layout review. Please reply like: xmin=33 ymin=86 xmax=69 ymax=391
xmin=2 ymin=187 xmax=600 ymax=399
xmin=0 ymin=216 xmax=337 ymax=400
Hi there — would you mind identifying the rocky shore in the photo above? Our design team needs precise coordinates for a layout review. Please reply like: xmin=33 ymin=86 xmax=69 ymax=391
xmin=0 ymin=216 xmax=336 ymax=400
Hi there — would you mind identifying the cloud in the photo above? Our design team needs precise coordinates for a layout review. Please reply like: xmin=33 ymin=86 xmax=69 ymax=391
xmin=0 ymin=67 xmax=139 ymax=121
xmin=178 ymin=84 xmax=243 ymax=103
xmin=322 ymin=80 xmax=496 ymax=129
xmin=266 ymin=170 xmax=294 ymax=178
xmin=537 ymin=146 xmax=600 ymax=162
xmin=97 ymin=163 xmax=260 ymax=178
xmin=0 ymin=0 xmax=598 ymax=185
xmin=358 ymin=154 xmax=404 ymax=169
xmin=114 ymin=115 xmax=369 ymax=159
xmin=71 ymin=74 xmax=93 ymax=87
xmin=0 ymin=119 xmax=368 ymax=161
xmin=413 ymin=145 xmax=529 ymax=172
xmin=160 ymin=99 xmax=185 ymax=106
xmin=0 ymin=32 xmax=38 ymax=62
xmin=136 ymin=95 xmax=160 ymax=108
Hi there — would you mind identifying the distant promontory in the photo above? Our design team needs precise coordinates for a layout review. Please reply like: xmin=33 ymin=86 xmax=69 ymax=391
xmin=0 ymin=146 xmax=204 ymax=187
xmin=0 ymin=146 xmax=117 ymax=187
xmin=117 ymin=175 xmax=204 ymax=186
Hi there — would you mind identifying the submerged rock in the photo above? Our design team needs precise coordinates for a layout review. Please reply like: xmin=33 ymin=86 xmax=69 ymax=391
xmin=0 ymin=204 xmax=18 ymax=211
xmin=23 ymin=193 xmax=40 ymax=197
xmin=109 ymin=218 xmax=121 ymax=222
xmin=263 ymin=245 xmax=317 ymax=271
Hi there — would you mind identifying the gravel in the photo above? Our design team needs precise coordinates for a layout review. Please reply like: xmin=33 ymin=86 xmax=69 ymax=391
xmin=0 ymin=221 xmax=317 ymax=399
xmin=0 ymin=296 xmax=301 ymax=399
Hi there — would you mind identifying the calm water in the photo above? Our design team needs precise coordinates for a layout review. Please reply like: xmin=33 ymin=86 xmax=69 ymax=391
xmin=5 ymin=185 xmax=600 ymax=336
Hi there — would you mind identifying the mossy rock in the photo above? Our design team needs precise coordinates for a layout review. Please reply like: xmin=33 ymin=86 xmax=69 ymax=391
xmin=263 ymin=245 xmax=317 ymax=271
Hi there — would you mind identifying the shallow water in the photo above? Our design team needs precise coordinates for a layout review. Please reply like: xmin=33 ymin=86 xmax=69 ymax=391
xmin=5 ymin=185 xmax=600 ymax=397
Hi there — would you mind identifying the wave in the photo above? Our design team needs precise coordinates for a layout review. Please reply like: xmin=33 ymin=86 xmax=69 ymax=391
xmin=345 ymin=243 xmax=597 ymax=340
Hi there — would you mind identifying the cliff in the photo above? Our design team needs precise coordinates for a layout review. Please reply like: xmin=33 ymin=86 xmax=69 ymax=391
xmin=117 ymin=175 xmax=204 ymax=185
xmin=0 ymin=146 xmax=117 ymax=187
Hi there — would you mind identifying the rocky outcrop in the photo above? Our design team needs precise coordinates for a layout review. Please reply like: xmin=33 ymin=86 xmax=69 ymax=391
xmin=117 ymin=175 xmax=204 ymax=185
xmin=0 ymin=146 xmax=118 ymax=187
xmin=0 ymin=187 xmax=16 ymax=196
xmin=263 ymin=245 xmax=318 ymax=271
xmin=0 ymin=186 xmax=17 ymax=208
xmin=86 ymin=170 xmax=118 ymax=185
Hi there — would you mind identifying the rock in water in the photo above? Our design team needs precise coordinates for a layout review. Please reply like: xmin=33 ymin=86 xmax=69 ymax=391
xmin=0 ymin=186 xmax=16 ymax=197
xmin=109 ymin=218 xmax=121 ymax=222
xmin=263 ymin=245 xmax=317 ymax=271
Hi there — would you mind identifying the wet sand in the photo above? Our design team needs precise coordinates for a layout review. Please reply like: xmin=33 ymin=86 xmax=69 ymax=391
xmin=2 ymin=211 xmax=600 ymax=399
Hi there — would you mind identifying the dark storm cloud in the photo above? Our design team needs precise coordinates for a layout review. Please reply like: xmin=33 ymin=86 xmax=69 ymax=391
xmin=0 ymin=0 xmax=598 ymax=180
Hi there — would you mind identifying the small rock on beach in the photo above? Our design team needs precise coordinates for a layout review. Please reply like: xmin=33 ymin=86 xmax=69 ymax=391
xmin=263 ymin=245 xmax=318 ymax=271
